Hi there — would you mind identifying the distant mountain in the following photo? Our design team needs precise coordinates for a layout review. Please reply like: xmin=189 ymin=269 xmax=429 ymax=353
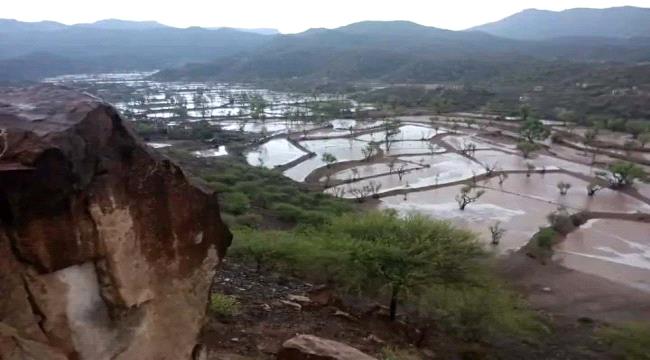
xmin=75 ymin=19 xmax=170 ymax=30
xmin=470 ymin=6 xmax=650 ymax=39
xmin=234 ymin=28 xmax=280 ymax=35
xmin=155 ymin=20 xmax=650 ymax=83
xmin=0 ymin=19 xmax=65 ymax=32
xmin=0 ymin=21 xmax=269 ymax=79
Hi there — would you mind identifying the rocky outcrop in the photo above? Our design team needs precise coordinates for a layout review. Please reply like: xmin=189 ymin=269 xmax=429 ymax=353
xmin=278 ymin=335 xmax=377 ymax=360
xmin=0 ymin=85 xmax=231 ymax=359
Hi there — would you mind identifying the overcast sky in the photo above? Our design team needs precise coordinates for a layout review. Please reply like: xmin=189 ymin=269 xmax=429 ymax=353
xmin=5 ymin=0 xmax=650 ymax=33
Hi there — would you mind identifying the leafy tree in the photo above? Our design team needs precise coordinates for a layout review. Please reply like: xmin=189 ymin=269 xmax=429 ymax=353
xmin=517 ymin=141 xmax=540 ymax=159
xmin=638 ymin=132 xmax=650 ymax=148
xmin=625 ymin=120 xmax=650 ymax=139
xmin=346 ymin=212 xmax=484 ymax=321
xmin=322 ymin=152 xmax=337 ymax=168
xmin=608 ymin=162 xmax=647 ymax=188
xmin=519 ymin=118 xmax=549 ymax=143
xmin=456 ymin=184 xmax=485 ymax=211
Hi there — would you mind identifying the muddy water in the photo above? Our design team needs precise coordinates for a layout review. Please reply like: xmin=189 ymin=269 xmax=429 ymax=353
xmin=327 ymin=153 xmax=485 ymax=196
xmin=246 ymin=139 xmax=306 ymax=168
xmin=443 ymin=135 xmax=498 ymax=151
xmin=383 ymin=141 xmax=445 ymax=155
xmin=380 ymin=185 xmax=558 ymax=252
xmin=555 ymin=219 xmax=650 ymax=292
xmin=481 ymin=173 xmax=650 ymax=213
xmin=328 ymin=162 xmax=420 ymax=181
xmin=356 ymin=125 xmax=437 ymax=142
xmin=283 ymin=138 xmax=368 ymax=182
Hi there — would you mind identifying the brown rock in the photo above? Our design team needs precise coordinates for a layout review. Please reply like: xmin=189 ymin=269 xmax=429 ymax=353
xmin=0 ymin=85 xmax=232 ymax=359
xmin=278 ymin=334 xmax=377 ymax=360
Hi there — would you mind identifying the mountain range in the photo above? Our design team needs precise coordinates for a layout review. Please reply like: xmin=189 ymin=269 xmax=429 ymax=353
xmin=1 ymin=6 xmax=650 ymax=82
xmin=470 ymin=6 xmax=650 ymax=40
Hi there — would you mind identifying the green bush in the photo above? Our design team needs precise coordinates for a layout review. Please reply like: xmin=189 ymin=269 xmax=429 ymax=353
xmin=536 ymin=227 xmax=557 ymax=250
xmin=221 ymin=192 xmax=250 ymax=215
xmin=209 ymin=293 xmax=240 ymax=318
xmin=597 ymin=323 xmax=650 ymax=360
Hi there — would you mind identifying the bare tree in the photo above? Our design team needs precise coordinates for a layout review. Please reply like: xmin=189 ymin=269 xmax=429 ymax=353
xmin=557 ymin=181 xmax=572 ymax=195
xmin=396 ymin=165 xmax=407 ymax=181
xmin=362 ymin=143 xmax=377 ymax=161
xmin=525 ymin=163 xmax=535 ymax=177
xmin=456 ymin=184 xmax=485 ymax=211
xmin=368 ymin=181 xmax=383 ymax=198
xmin=587 ymin=181 xmax=604 ymax=197
xmin=483 ymin=162 xmax=498 ymax=177
xmin=497 ymin=171 xmax=509 ymax=185
xmin=489 ymin=222 xmax=506 ymax=245
xmin=349 ymin=186 xmax=371 ymax=203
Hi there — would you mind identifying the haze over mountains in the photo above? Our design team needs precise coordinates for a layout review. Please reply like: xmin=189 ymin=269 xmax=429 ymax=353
xmin=470 ymin=6 xmax=650 ymax=39
xmin=1 ymin=6 xmax=650 ymax=82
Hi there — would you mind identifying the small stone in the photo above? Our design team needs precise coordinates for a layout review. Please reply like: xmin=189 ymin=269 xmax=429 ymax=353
xmin=230 ymin=337 xmax=239 ymax=342
xmin=364 ymin=334 xmax=384 ymax=344
xmin=542 ymin=287 xmax=552 ymax=293
xmin=333 ymin=310 xmax=357 ymax=322
xmin=288 ymin=294 xmax=311 ymax=303
xmin=280 ymin=300 xmax=302 ymax=310
xmin=261 ymin=303 xmax=272 ymax=311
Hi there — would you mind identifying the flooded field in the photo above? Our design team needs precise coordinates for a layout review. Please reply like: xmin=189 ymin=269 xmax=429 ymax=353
xmin=380 ymin=184 xmax=558 ymax=252
xmin=246 ymin=139 xmax=306 ymax=168
xmin=555 ymin=219 xmax=650 ymax=291
xmin=49 ymin=72 xmax=650 ymax=294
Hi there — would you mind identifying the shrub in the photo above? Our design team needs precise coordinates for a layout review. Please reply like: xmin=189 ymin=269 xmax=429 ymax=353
xmin=209 ymin=293 xmax=240 ymax=318
xmin=547 ymin=207 xmax=575 ymax=234
xmin=221 ymin=192 xmax=251 ymax=215
xmin=421 ymin=282 xmax=547 ymax=342
xmin=597 ymin=323 xmax=650 ymax=360
xmin=535 ymin=228 xmax=557 ymax=250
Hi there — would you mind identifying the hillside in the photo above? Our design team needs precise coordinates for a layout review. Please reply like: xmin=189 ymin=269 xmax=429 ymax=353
xmin=470 ymin=6 xmax=650 ymax=39
xmin=0 ymin=20 xmax=271 ymax=80
xmin=155 ymin=20 xmax=650 ymax=83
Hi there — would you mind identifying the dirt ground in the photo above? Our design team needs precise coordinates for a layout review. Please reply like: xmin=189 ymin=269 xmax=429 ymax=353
xmin=202 ymin=260 xmax=621 ymax=360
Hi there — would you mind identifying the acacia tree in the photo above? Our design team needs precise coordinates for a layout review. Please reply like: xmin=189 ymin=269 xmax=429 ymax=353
xmin=517 ymin=141 xmax=540 ymax=159
xmin=519 ymin=118 xmax=549 ymax=143
xmin=608 ymin=162 xmax=646 ymax=188
xmin=322 ymin=152 xmax=337 ymax=168
xmin=455 ymin=184 xmax=485 ymax=211
xmin=347 ymin=212 xmax=484 ymax=321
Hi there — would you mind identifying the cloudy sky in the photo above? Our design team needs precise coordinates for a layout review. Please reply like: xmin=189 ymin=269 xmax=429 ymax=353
xmin=5 ymin=0 xmax=650 ymax=33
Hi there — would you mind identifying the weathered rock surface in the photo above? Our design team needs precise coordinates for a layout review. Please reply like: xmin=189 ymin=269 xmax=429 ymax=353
xmin=277 ymin=334 xmax=377 ymax=360
xmin=0 ymin=85 xmax=231 ymax=359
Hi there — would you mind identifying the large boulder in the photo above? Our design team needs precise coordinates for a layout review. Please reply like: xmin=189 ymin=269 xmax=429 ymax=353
xmin=278 ymin=335 xmax=377 ymax=360
xmin=0 ymin=85 xmax=231 ymax=359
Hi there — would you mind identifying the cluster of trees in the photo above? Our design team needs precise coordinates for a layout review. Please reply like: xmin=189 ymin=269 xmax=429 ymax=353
xmin=230 ymin=210 xmax=545 ymax=342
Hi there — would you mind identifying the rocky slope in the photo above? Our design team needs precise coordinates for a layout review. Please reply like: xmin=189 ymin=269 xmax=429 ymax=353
xmin=0 ymin=85 xmax=231 ymax=359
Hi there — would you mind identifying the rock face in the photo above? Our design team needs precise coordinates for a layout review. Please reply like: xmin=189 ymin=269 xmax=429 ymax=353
xmin=0 ymin=85 xmax=231 ymax=359
xmin=278 ymin=335 xmax=377 ymax=360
